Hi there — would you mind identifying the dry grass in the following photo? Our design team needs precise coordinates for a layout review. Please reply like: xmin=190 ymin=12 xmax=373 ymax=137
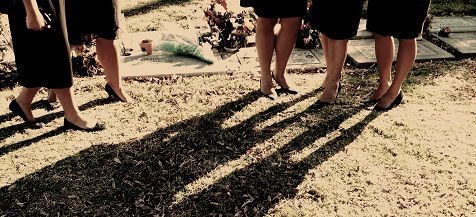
xmin=0 ymin=0 xmax=475 ymax=216
xmin=1 ymin=59 xmax=475 ymax=216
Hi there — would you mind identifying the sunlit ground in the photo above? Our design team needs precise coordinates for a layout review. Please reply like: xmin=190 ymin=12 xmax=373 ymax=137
xmin=0 ymin=0 xmax=475 ymax=216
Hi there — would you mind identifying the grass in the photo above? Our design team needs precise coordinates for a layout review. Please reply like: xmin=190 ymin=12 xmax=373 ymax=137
xmin=0 ymin=0 xmax=476 ymax=216
xmin=0 ymin=59 xmax=475 ymax=216
xmin=431 ymin=0 xmax=476 ymax=16
xmin=122 ymin=0 xmax=192 ymax=17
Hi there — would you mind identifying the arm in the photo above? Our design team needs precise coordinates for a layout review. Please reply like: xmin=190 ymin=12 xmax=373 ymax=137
xmin=22 ymin=0 xmax=45 ymax=30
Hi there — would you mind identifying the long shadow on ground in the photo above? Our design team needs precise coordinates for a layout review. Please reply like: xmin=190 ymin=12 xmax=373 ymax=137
xmin=122 ymin=0 xmax=192 ymax=17
xmin=0 ymin=61 xmax=455 ymax=216
xmin=0 ymin=98 xmax=115 ymax=155
xmin=0 ymin=88 xmax=373 ymax=216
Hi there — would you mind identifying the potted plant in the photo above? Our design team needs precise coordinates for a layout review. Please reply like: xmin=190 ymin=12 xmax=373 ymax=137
xmin=139 ymin=39 xmax=153 ymax=55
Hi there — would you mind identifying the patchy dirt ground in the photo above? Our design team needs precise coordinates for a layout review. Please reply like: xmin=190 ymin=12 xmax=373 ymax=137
xmin=0 ymin=0 xmax=475 ymax=216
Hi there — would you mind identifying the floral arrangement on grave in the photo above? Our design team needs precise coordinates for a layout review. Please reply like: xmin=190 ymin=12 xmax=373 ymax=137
xmin=0 ymin=18 xmax=15 ymax=73
xmin=201 ymin=0 xmax=255 ymax=51
xmin=71 ymin=42 xmax=103 ymax=77
xmin=295 ymin=0 xmax=321 ymax=49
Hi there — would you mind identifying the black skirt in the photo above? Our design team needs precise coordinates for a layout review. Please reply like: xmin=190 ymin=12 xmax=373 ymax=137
xmin=66 ymin=0 xmax=120 ymax=45
xmin=311 ymin=0 xmax=365 ymax=40
xmin=367 ymin=0 xmax=431 ymax=39
xmin=252 ymin=0 xmax=307 ymax=18
xmin=8 ymin=0 xmax=73 ymax=89
xmin=0 ymin=0 xmax=12 ymax=13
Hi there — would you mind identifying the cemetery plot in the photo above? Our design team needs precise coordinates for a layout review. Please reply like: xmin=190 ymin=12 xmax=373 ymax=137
xmin=347 ymin=39 xmax=454 ymax=66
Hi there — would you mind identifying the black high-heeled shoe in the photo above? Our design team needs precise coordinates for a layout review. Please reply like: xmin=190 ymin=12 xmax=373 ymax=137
xmin=105 ymin=83 xmax=127 ymax=102
xmin=275 ymin=87 xmax=299 ymax=95
xmin=9 ymin=100 xmax=42 ymax=129
xmin=272 ymin=73 xmax=298 ymax=95
xmin=63 ymin=118 xmax=106 ymax=132
xmin=374 ymin=92 xmax=403 ymax=112
xmin=316 ymin=82 xmax=342 ymax=106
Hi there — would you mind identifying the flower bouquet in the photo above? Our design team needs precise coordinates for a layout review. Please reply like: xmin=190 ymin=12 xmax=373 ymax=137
xmin=201 ymin=0 xmax=255 ymax=52
xmin=295 ymin=0 xmax=320 ymax=49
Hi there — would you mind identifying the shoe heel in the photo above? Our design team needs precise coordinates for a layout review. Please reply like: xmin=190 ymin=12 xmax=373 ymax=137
xmin=105 ymin=84 xmax=127 ymax=102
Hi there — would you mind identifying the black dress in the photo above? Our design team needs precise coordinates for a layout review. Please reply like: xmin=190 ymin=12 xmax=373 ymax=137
xmin=65 ymin=0 xmax=120 ymax=45
xmin=244 ymin=0 xmax=307 ymax=18
xmin=8 ymin=0 xmax=73 ymax=89
xmin=311 ymin=0 xmax=365 ymax=40
xmin=367 ymin=0 xmax=431 ymax=39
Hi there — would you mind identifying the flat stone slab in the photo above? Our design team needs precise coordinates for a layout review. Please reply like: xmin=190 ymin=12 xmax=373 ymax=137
xmin=433 ymin=32 xmax=476 ymax=55
xmin=347 ymin=39 xmax=455 ymax=65
xmin=430 ymin=16 xmax=476 ymax=33
xmin=121 ymin=52 xmax=234 ymax=78
xmin=236 ymin=47 xmax=326 ymax=71
xmin=119 ymin=31 xmax=237 ymax=78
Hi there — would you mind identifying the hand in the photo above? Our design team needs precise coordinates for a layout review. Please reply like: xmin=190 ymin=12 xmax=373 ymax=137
xmin=25 ymin=10 xmax=45 ymax=31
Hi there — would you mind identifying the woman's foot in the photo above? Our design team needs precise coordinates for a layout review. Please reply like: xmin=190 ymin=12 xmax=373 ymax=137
xmin=105 ymin=83 xmax=133 ymax=102
xmin=45 ymin=90 xmax=61 ymax=111
xmin=317 ymin=81 xmax=341 ymax=104
xmin=63 ymin=115 xmax=105 ymax=132
xmin=9 ymin=99 xmax=41 ymax=128
xmin=319 ymin=71 xmax=328 ymax=90
xmin=260 ymin=77 xmax=278 ymax=100
xmin=370 ymin=81 xmax=391 ymax=101
xmin=272 ymin=71 xmax=298 ymax=95
xmin=374 ymin=90 xmax=403 ymax=111
xmin=9 ymin=99 xmax=35 ymax=122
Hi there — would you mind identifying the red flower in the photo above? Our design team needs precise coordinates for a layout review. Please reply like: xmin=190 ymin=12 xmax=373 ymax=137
xmin=215 ymin=0 xmax=228 ymax=10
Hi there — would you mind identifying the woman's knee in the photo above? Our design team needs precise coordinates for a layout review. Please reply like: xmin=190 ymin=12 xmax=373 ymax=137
xmin=256 ymin=17 xmax=278 ymax=32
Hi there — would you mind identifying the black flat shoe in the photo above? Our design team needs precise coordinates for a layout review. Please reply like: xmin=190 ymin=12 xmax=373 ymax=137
xmin=105 ymin=83 xmax=127 ymax=102
xmin=9 ymin=100 xmax=30 ymax=122
xmin=362 ymin=98 xmax=380 ymax=106
xmin=9 ymin=100 xmax=42 ymax=129
xmin=374 ymin=92 xmax=403 ymax=112
xmin=275 ymin=87 xmax=299 ymax=95
xmin=63 ymin=118 xmax=106 ymax=132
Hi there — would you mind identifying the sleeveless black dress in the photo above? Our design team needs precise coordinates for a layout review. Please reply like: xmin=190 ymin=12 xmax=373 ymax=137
xmin=311 ymin=0 xmax=365 ymax=40
xmin=8 ymin=0 xmax=73 ymax=89
xmin=367 ymin=0 xmax=431 ymax=39
xmin=65 ymin=0 xmax=120 ymax=45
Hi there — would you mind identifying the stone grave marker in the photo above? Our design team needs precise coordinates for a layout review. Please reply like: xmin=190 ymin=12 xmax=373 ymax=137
xmin=429 ymin=16 xmax=476 ymax=33
xmin=347 ymin=39 xmax=454 ymax=65
xmin=119 ymin=31 xmax=238 ymax=78
xmin=434 ymin=32 xmax=476 ymax=55
xmin=236 ymin=47 xmax=326 ymax=71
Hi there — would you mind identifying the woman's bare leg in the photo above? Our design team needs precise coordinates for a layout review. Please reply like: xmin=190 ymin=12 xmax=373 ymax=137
xmin=14 ymin=87 xmax=41 ymax=121
xmin=96 ymin=38 xmax=132 ymax=102
xmin=318 ymin=38 xmax=348 ymax=103
xmin=256 ymin=17 xmax=278 ymax=94
xmin=376 ymin=38 xmax=416 ymax=108
xmin=320 ymin=33 xmax=329 ymax=89
xmin=372 ymin=33 xmax=394 ymax=100
xmin=273 ymin=17 xmax=302 ymax=89
xmin=53 ymin=88 xmax=99 ymax=129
